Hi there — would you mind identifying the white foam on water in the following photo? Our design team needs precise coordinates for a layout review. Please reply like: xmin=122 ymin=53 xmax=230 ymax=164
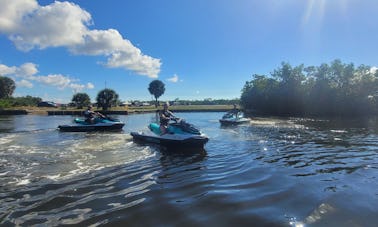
xmin=0 ymin=134 xmax=16 ymax=145
xmin=330 ymin=130 xmax=347 ymax=133
xmin=1 ymin=131 xmax=157 ymax=186
xmin=16 ymin=179 xmax=31 ymax=185
xmin=250 ymin=118 xmax=305 ymax=129
xmin=43 ymin=174 xmax=62 ymax=180
xmin=0 ymin=171 xmax=10 ymax=176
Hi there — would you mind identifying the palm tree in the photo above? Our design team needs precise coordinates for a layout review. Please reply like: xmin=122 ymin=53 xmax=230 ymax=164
xmin=96 ymin=88 xmax=119 ymax=110
xmin=148 ymin=80 xmax=165 ymax=107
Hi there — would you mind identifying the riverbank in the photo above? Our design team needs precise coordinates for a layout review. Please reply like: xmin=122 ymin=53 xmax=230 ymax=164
xmin=0 ymin=105 xmax=234 ymax=115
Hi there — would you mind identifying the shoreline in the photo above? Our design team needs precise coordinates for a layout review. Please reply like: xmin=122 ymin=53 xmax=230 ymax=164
xmin=0 ymin=105 xmax=234 ymax=116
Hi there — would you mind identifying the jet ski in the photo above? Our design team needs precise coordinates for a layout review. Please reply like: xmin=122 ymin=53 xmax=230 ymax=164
xmin=130 ymin=119 xmax=209 ymax=149
xmin=58 ymin=117 xmax=125 ymax=132
xmin=219 ymin=111 xmax=250 ymax=126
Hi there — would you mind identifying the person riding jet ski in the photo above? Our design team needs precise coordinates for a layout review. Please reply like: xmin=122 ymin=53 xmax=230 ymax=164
xmin=159 ymin=102 xmax=178 ymax=135
xmin=84 ymin=105 xmax=106 ymax=124
xmin=222 ymin=104 xmax=241 ymax=119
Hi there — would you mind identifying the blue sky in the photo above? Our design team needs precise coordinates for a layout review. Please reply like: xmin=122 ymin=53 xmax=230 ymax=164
xmin=0 ymin=0 xmax=377 ymax=103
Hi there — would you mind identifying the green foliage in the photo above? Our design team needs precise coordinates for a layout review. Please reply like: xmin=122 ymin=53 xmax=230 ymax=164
xmin=240 ymin=60 xmax=378 ymax=116
xmin=0 ymin=96 xmax=42 ymax=108
xmin=96 ymin=88 xmax=119 ymax=110
xmin=148 ymin=80 xmax=165 ymax=107
xmin=11 ymin=96 xmax=42 ymax=106
xmin=0 ymin=76 xmax=16 ymax=99
xmin=72 ymin=93 xmax=91 ymax=109
xmin=0 ymin=98 xmax=12 ymax=109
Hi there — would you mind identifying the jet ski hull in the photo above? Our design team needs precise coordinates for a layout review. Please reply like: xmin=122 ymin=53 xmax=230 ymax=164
xmin=58 ymin=118 xmax=125 ymax=132
xmin=130 ymin=131 xmax=208 ymax=149
xmin=219 ymin=118 xmax=250 ymax=126
xmin=58 ymin=123 xmax=125 ymax=132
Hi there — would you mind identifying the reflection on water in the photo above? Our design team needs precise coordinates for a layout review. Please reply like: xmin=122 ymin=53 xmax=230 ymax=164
xmin=0 ymin=113 xmax=377 ymax=226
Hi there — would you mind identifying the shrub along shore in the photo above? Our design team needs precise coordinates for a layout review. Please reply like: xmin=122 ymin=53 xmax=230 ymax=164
xmin=0 ymin=105 xmax=235 ymax=116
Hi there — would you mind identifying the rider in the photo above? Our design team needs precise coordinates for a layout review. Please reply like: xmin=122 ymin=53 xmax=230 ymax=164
xmin=159 ymin=102 xmax=177 ymax=135
xmin=224 ymin=104 xmax=240 ymax=119
xmin=84 ymin=105 xmax=105 ymax=124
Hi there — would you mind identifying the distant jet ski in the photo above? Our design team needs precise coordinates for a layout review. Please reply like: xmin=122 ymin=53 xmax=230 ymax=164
xmin=219 ymin=111 xmax=250 ymax=126
xmin=58 ymin=117 xmax=125 ymax=132
xmin=131 ymin=119 xmax=209 ymax=149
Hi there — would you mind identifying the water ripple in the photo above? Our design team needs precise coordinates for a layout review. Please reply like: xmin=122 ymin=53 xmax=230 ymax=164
xmin=1 ymin=114 xmax=377 ymax=226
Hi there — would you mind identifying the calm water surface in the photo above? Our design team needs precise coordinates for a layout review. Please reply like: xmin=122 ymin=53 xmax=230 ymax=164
xmin=0 ymin=113 xmax=377 ymax=226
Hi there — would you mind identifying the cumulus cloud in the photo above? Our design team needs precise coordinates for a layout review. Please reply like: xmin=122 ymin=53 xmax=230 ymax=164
xmin=0 ymin=0 xmax=161 ymax=78
xmin=167 ymin=74 xmax=179 ymax=83
xmin=16 ymin=79 xmax=33 ymax=88
xmin=33 ymin=74 xmax=71 ymax=88
xmin=86 ymin=82 xmax=95 ymax=89
xmin=0 ymin=0 xmax=38 ymax=33
xmin=0 ymin=62 xmax=94 ymax=92
xmin=17 ymin=62 xmax=39 ymax=77
xmin=371 ymin=66 xmax=378 ymax=74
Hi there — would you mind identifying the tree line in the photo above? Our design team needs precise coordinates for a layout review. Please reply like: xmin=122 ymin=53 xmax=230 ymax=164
xmin=0 ymin=77 xmax=42 ymax=107
xmin=1 ymin=76 xmax=239 ymax=110
xmin=240 ymin=60 xmax=378 ymax=116
xmin=0 ymin=77 xmax=168 ymax=110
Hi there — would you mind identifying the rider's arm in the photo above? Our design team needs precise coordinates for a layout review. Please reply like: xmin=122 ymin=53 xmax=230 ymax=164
xmin=167 ymin=111 xmax=178 ymax=120
xmin=160 ymin=112 xmax=170 ymax=120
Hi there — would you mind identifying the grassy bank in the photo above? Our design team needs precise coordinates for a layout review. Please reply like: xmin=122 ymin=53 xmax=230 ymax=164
xmin=1 ymin=105 xmax=235 ymax=115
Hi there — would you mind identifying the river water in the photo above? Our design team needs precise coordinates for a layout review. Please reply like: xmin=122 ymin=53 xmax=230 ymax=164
xmin=0 ymin=112 xmax=377 ymax=226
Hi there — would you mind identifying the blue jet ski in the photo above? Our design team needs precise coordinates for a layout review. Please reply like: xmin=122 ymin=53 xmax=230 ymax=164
xmin=131 ymin=119 xmax=209 ymax=149
xmin=219 ymin=111 xmax=250 ymax=126
xmin=58 ymin=117 xmax=125 ymax=132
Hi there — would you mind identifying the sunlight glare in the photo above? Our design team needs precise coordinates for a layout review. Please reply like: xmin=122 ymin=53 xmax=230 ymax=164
xmin=302 ymin=0 xmax=349 ymax=27
xmin=302 ymin=0 xmax=326 ymax=27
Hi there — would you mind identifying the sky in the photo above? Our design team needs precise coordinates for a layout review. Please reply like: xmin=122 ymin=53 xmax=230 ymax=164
xmin=0 ymin=0 xmax=377 ymax=103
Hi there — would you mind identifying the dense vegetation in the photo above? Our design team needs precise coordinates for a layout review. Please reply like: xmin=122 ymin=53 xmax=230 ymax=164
xmin=0 ymin=96 xmax=42 ymax=108
xmin=240 ymin=60 xmax=378 ymax=116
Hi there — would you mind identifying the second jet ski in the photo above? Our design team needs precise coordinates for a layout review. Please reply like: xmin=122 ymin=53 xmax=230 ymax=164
xmin=130 ymin=119 xmax=209 ymax=149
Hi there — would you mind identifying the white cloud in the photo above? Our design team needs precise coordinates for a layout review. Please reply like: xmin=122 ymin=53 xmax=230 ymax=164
xmin=5 ymin=1 xmax=91 ymax=51
xmin=16 ymin=79 xmax=33 ymax=88
xmin=371 ymin=66 xmax=378 ymax=74
xmin=86 ymin=82 xmax=95 ymax=89
xmin=71 ymin=29 xmax=126 ymax=56
xmin=0 ymin=63 xmax=16 ymax=75
xmin=167 ymin=74 xmax=179 ymax=83
xmin=105 ymin=50 xmax=161 ymax=78
xmin=33 ymin=74 xmax=71 ymax=88
xmin=0 ymin=62 xmax=93 ymax=91
xmin=0 ymin=0 xmax=38 ymax=33
xmin=0 ymin=0 xmax=161 ymax=78
xmin=16 ymin=63 xmax=38 ymax=77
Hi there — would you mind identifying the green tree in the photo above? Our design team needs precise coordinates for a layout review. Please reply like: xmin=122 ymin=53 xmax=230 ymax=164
xmin=12 ymin=96 xmax=42 ymax=106
xmin=72 ymin=93 xmax=91 ymax=109
xmin=240 ymin=60 xmax=378 ymax=117
xmin=148 ymin=80 xmax=165 ymax=107
xmin=0 ymin=76 xmax=16 ymax=99
xmin=96 ymin=88 xmax=119 ymax=110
